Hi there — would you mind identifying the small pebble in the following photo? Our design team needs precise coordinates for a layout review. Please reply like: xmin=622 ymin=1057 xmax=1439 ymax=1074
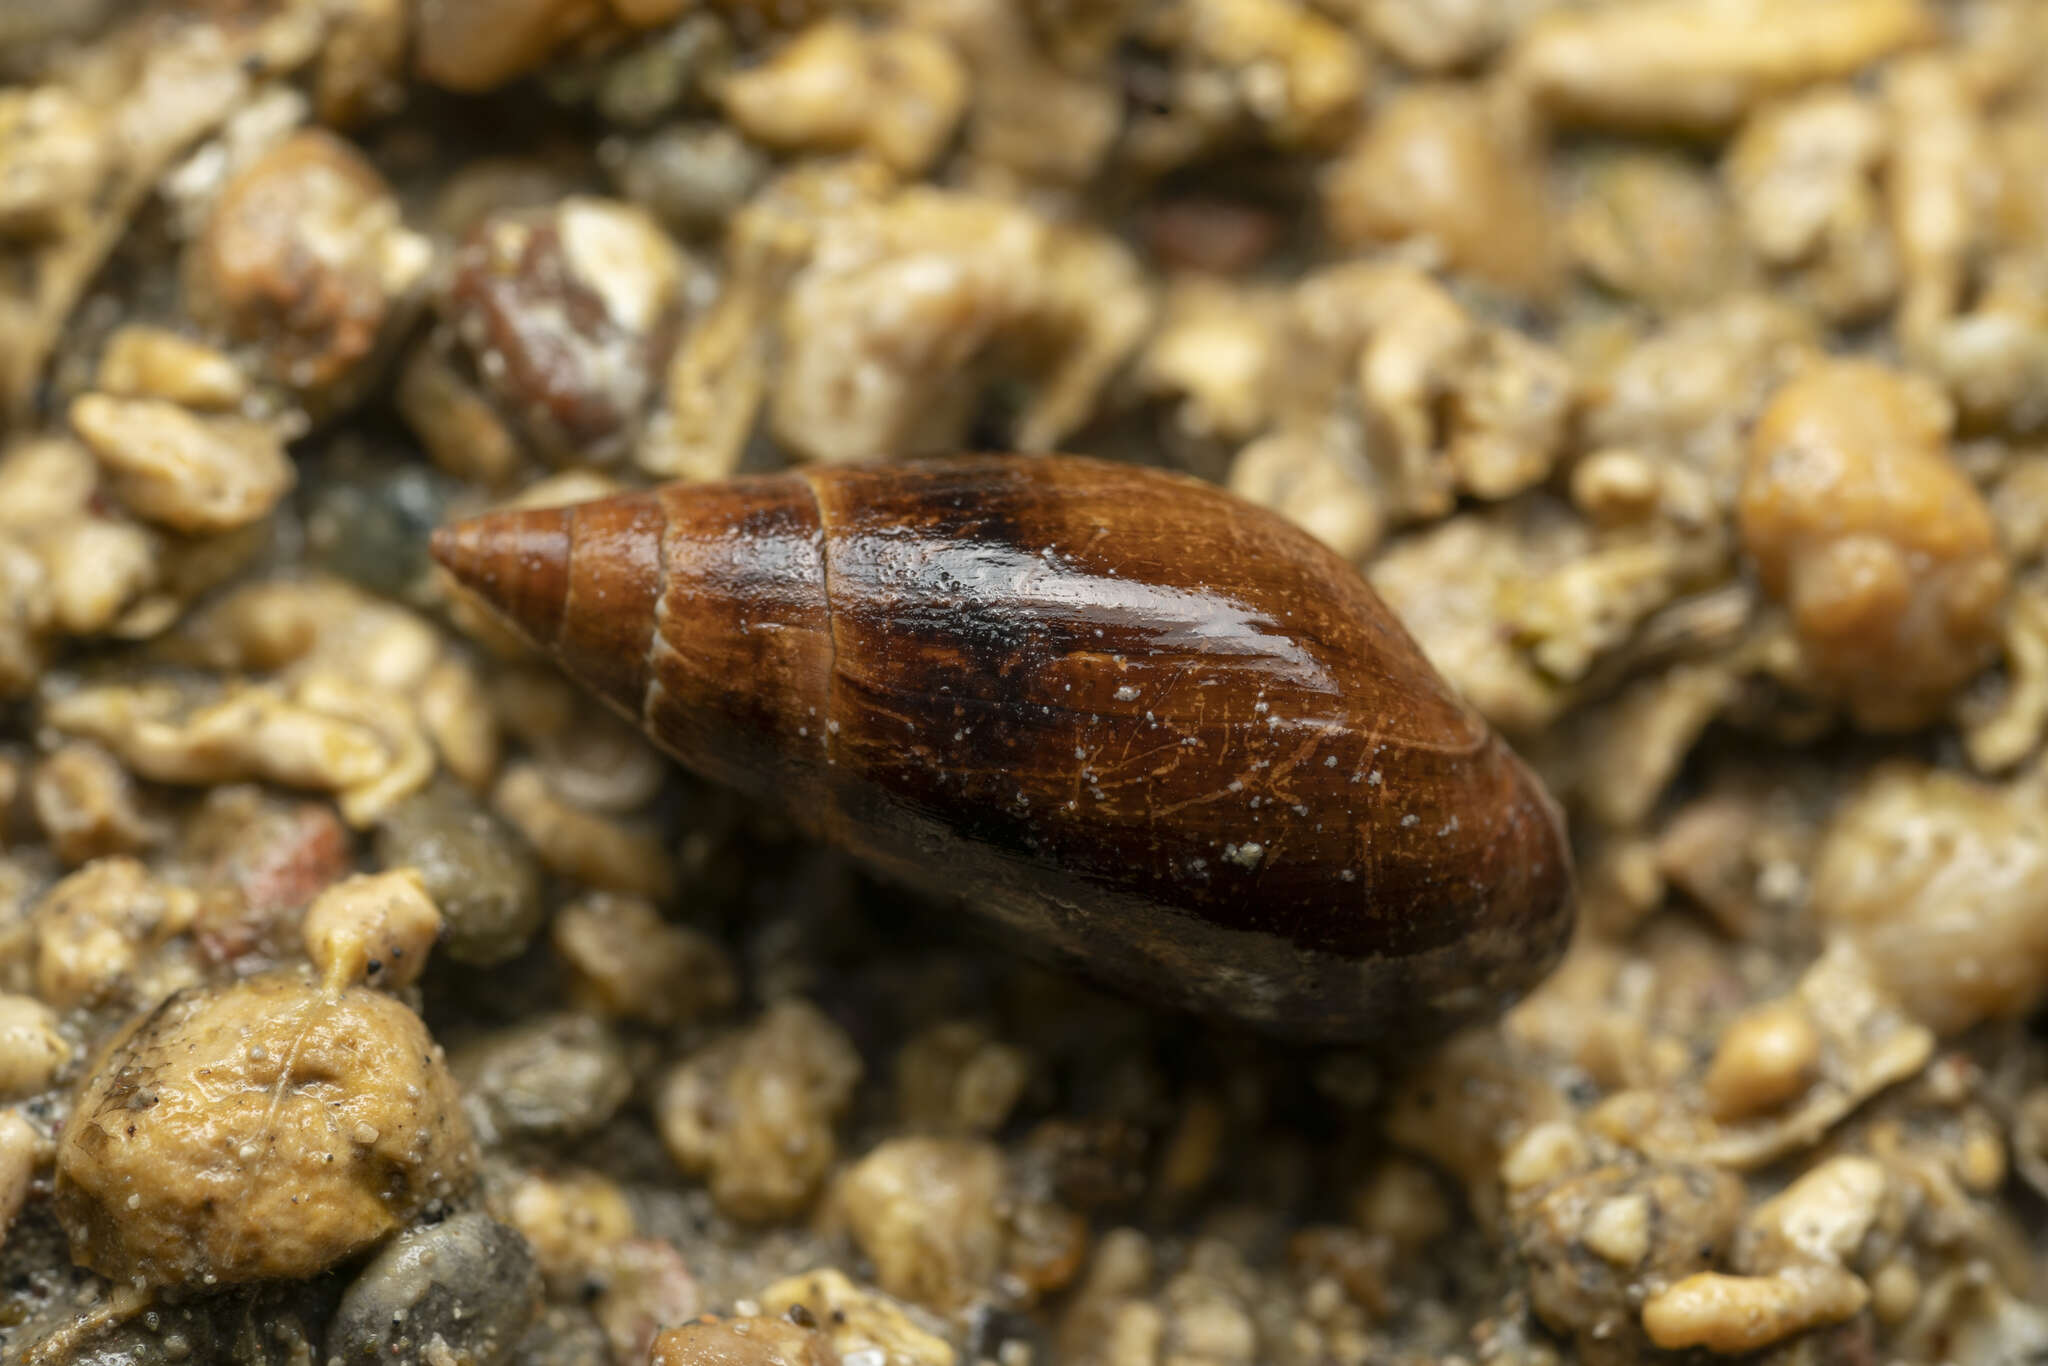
xmin=329 ymin=1211 xmax=541 ymax=1366
xmin=54 ymin=972 xmax=473 ymax=1287
xmin=454 ymin=1013 xmax=633 ymax=1143
xmin=1703 ymin=999 xmax=1821 ymax=1120
xmin=375 ymin=780 xmax=543 ymax=965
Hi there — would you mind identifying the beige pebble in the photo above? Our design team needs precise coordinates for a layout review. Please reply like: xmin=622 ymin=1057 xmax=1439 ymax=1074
xmin=656 ymin=1000 xmax=862 ymax=1222
xmin=34 ymin=517 xmax=161 ymax=638
xmin=1500 ymin=1121 xmax=1589 ymax=1192
xmin=1703 ymin=999 xmax=1821 ymax=1120
xmin=0 ymin=993 xmax=70 ymax=1099
xmin=416 ymin=0 xmax=609 ymax=93
xmin=1740 ymin=359 xmax=2006 ymax=730
xmin=769 ymin=186 xmax=1148 ymax=465
xmin=1140 ymin=279 xmax=1281 ymax=442
xmin=1153 ymin=1092 xmax=1227 ymax=1201
xmin=96 ymin=325 xmax=249 ymax=409
xmin=1567 ymin=152 xmax=1739 ymax=307
xmin=302 ymin=868 xmax=444 ymax=991
xmin=416 ymin=656 xmax=500 ymax=791
xmin=32 ymin=855 xmax=198 ymax=1009
xmin=1643 ymin=1267 xmax=1868 ymax=1353
xmin=650 ymin=1315 xmax=834 ymax=1366
xmin=0 ymin=1110 xmax=37 ymax=1249
xmin=1580 ymin=1192 xmax=1652 ymax=1268
xmin=895 ymin=1022 xmax=1032 ymax=1138
xmin=593 ymin=1235 xmax=698 ymax=1366
xmin=757 ymin=1268 xmax=955 ymax=1366
xmin=1511 ymin=0 xmax=1936 ymax=134
xmin=1353 ymin=1158 xmax=1450 ymax=1251
xmin=1869 ymin=1259 xmax=1921 ymax=1325
xmin=30 ymin=741 xmax=158 ymax=866
xmin=0 ymin=84 xmax=106 ymax=239
xmin=1812 ymin=764 xmax=2048 ymax=1035
xmin=551 ymin=892 xmax=735 ymax=1027
xmin=1570 ymin=448 xmax=1663 ymax=527
xmin=54 ymin=971 xmax=473 ymax=1287
xmin=719 ymin=19 xmax=967 ymax=175
xmin=1228 ymin=433 xmax=1383 ymax=562
xmin=0 ymin=541 xmax=50 ymax=698
xmin=1745 ymin=1154 xmax=1887 ymax=1267
xmin=69 ymin=393 xmax=295 ymax=535
xmin=499 ymin=1168 xmax=637 ymax=1284
xmin=492 ymin=763 xmax=675 ymax=902
xmin=44 ymin=676 xmax=432 ymax=829
xmin=834 ymin=1137 xmax=1007 ymax=1312
xmin=396 ymin=340 xmax=524 ymax=487
xmin=1322 ymin=84 xmax=1559 ymax=298
xmin=1957 ymin=1124 xmax=2006 ymax=1193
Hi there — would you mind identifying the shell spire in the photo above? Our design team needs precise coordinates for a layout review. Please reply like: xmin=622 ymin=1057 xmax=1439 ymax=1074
xmin=433 ymin=477 xmax=837 ymax=804
xmin=431 ymin=496 xmax=663 ymax=727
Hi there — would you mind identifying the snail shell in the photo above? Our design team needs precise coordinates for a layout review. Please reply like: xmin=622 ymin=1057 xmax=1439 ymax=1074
xmin=433 ymin=456 xmax=1573 ymax=1042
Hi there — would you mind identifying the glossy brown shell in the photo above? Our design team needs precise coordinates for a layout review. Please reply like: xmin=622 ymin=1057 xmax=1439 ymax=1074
xmin=433 ymin=456 xmax=1574 ymax=1042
